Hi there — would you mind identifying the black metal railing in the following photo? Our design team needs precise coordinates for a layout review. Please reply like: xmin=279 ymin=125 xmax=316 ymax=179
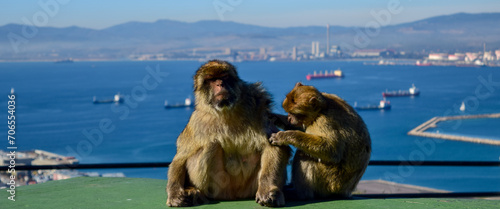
xmin=2 ymin=160 xmax=499 ymax=171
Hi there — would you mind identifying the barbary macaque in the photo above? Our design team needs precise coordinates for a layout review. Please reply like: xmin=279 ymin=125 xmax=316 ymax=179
xmin=270 ymin=82 xmax=371 ymax=200
xmin=166 ymin=60 xmax=290 ymax=207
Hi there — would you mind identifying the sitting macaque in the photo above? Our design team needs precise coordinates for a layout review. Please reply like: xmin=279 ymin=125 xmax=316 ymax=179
xmin=269 ymin=82 xmax=371 ymax=200
xmin=166 ymin=60 xmax=290 ymax=207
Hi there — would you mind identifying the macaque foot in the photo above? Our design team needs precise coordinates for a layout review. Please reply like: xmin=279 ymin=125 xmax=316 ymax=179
xmin=256 ymin=188 xmax=285 ymax=207
xmin=167 ymin=187 xmax=205 ymax=207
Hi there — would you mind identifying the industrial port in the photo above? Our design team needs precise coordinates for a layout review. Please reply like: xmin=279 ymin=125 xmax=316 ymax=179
xmin=0 ymin=150 xmax=123 ymax=188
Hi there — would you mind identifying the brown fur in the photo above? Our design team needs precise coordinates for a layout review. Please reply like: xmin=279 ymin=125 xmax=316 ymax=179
xmin=269 ymin=82 xmax=371 ymax=200
xmin=166 ymin=60 xmax=290 ymax=207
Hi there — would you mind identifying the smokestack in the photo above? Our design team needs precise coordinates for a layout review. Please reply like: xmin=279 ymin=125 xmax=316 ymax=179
xmin=315 ymin=42 xmax=319 ymax=56
xmin=292 ymin=46 xmax=297 ymax=61
xmin=326 ymin=24 xmax=330 ymax=55
xmin=483 ymin=43 xmax=486 ymax=61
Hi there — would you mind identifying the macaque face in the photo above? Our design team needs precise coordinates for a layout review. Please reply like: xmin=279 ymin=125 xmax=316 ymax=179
xmin=287 ymin=113 xmax=305 ymax=127
xmin=205 ymin=73 xmax=237 ymax=110
xmin=283 ymin=91 xmax=309 ymax=127
xmin=282 ymin=82 xmax=324 ymax=127
xmin=194 ymin=60 xmax=242 ymax=111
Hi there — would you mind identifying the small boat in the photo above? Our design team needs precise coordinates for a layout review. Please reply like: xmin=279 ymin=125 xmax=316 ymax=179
xmin=165 ymin=98 xmax=194 ymax=109
xmin=460 ymin=102 xmax=466 ymax=112
xmin=354 ymin=99 xmax=391 ymax=111
xmin=93 ymin=93 xmax=123 ymax=104
xmin=55 ymin=58 xmax=74 ymax=63
xmin=383 ymin=84 xmax=420 ymax=97
xmin=415 ymin=60 xmax=432 ymax=66
xmin=378 ymin=60 xmax=395 ymax=65
xmin=306 ymin=69 xmax=344 ymax=80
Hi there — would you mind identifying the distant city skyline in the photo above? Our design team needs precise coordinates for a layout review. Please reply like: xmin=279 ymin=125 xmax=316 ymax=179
xmin=2 ymin=0 xmax=500 ymax=29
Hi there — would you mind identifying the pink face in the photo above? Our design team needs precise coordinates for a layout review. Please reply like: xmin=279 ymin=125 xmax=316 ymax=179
xmin=210 ymin=78 xmax=229 ymax=101
xmin=287 ymin=113 xmax=300 ymax=126
xmin=205 ymin=73 xmax=236 ymax=109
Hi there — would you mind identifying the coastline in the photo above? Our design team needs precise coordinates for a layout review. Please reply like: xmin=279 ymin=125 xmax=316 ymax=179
xmin=0 ymin=58 xmax=420 ymax=63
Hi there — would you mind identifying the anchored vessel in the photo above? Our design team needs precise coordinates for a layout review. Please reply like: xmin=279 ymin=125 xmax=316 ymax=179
xmin=165 ymin=98 xmax=194 ymax=109
xmin=54 ymin=58 xmax=74 ymax=63
xmin=93 ymin=93 xmax=123 ymax=104
xmin=383 ymin=84 xmax=420 ymax=97
xmin=354 ymin=99 xmax=391 ymax=111
xmin=306 ymin=69 xmax=344 ymax=80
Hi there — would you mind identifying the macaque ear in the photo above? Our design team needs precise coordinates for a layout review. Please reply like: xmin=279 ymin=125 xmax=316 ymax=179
xmin=309 ymin=97 xmax=320 ymax=108
xmin=193 ymin=76 xmax=204 ymax=91
xmin=295 ymin=82 xmax=303 ymax=88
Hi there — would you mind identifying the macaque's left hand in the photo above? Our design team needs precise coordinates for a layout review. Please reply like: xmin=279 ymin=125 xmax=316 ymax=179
xmin=269 ymin=131 xmax=292 ymax=146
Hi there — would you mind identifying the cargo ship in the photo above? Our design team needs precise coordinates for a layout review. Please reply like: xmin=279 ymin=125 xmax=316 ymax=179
xmin=55 ymin=58 xmax=74 ymax=63
xmin=93 ymin=93 xmax=123 ymax=104
xmin=382 ymin=84 xmax=420 ymax=97
xmin=165 ymin=98 xmax=194 ymax=109
xmin=354 ymin=100 xmax=391 ymax=111
xmin=306 ymin=69 xmax=343 ymax=80
xmin=415 ymin=60 xmax=431 ymax=66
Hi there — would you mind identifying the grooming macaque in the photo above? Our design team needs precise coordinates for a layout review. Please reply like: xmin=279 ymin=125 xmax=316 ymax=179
xmin=167 ymin=60 xmax=290 ymax=207
xmin=269 ymin=82 xmax=371 ymax=200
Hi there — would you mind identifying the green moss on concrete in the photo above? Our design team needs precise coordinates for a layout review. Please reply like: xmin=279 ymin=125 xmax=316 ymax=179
xmin=1 ymin=177 xmax=498 ymax=208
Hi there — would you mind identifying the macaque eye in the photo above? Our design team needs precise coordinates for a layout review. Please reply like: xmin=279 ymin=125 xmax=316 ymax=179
xmin=204 ymin=76 xmax=215 ymax=82
xmin=291 ymin=113 xmax=305 ymax=120
xmin=206 ymin=75 xmax=229 ymax=83
xmin=204 ymin=79 xmax=215 ymax=86
xmin=220 ymin=76 xmax=233 ymax=85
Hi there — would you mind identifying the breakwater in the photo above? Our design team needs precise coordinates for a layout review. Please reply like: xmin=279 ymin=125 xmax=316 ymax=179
xmin=408 ymin=113 xmax=500 ymax=146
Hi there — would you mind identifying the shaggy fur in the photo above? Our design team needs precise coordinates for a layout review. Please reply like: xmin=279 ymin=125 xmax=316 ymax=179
xmin=167 ymin=60 xmax=290 ymax=207
xmin=270 ymin=82 xmax=371 ymax=200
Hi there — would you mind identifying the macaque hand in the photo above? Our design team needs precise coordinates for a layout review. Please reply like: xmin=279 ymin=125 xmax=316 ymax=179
xmin=269 ymin=131 xmax=292 ymax=146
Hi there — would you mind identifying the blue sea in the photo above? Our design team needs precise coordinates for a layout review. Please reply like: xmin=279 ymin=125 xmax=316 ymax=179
xmin=1 ymin=61 xmax=499 ymax=192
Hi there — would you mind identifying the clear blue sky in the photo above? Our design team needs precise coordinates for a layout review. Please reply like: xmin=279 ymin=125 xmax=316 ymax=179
xmin=2 ymin=0 xmax=500 ymax=29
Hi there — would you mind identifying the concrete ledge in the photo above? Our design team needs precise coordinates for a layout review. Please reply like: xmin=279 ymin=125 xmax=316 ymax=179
xmin=1 ymin=177 xmax=498 ymax=208
xmin=355 ymin=180 xmax=449 ymax=194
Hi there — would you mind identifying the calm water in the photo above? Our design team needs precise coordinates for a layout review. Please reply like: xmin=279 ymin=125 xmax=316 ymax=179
xmin=1 ymin=61 xmax=499 ymax=192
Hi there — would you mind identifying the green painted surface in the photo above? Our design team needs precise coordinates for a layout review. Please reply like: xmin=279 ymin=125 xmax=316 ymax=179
xmin=1 ymin=177 xmax=498 ymax=208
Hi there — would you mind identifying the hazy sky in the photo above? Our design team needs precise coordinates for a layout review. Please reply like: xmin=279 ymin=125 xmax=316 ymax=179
xmin=2 ymin=0 xmax=500 ymax=29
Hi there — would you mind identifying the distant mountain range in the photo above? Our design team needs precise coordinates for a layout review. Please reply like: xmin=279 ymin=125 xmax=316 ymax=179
xmin=1 ymin=12 xmax=500 ymax=60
